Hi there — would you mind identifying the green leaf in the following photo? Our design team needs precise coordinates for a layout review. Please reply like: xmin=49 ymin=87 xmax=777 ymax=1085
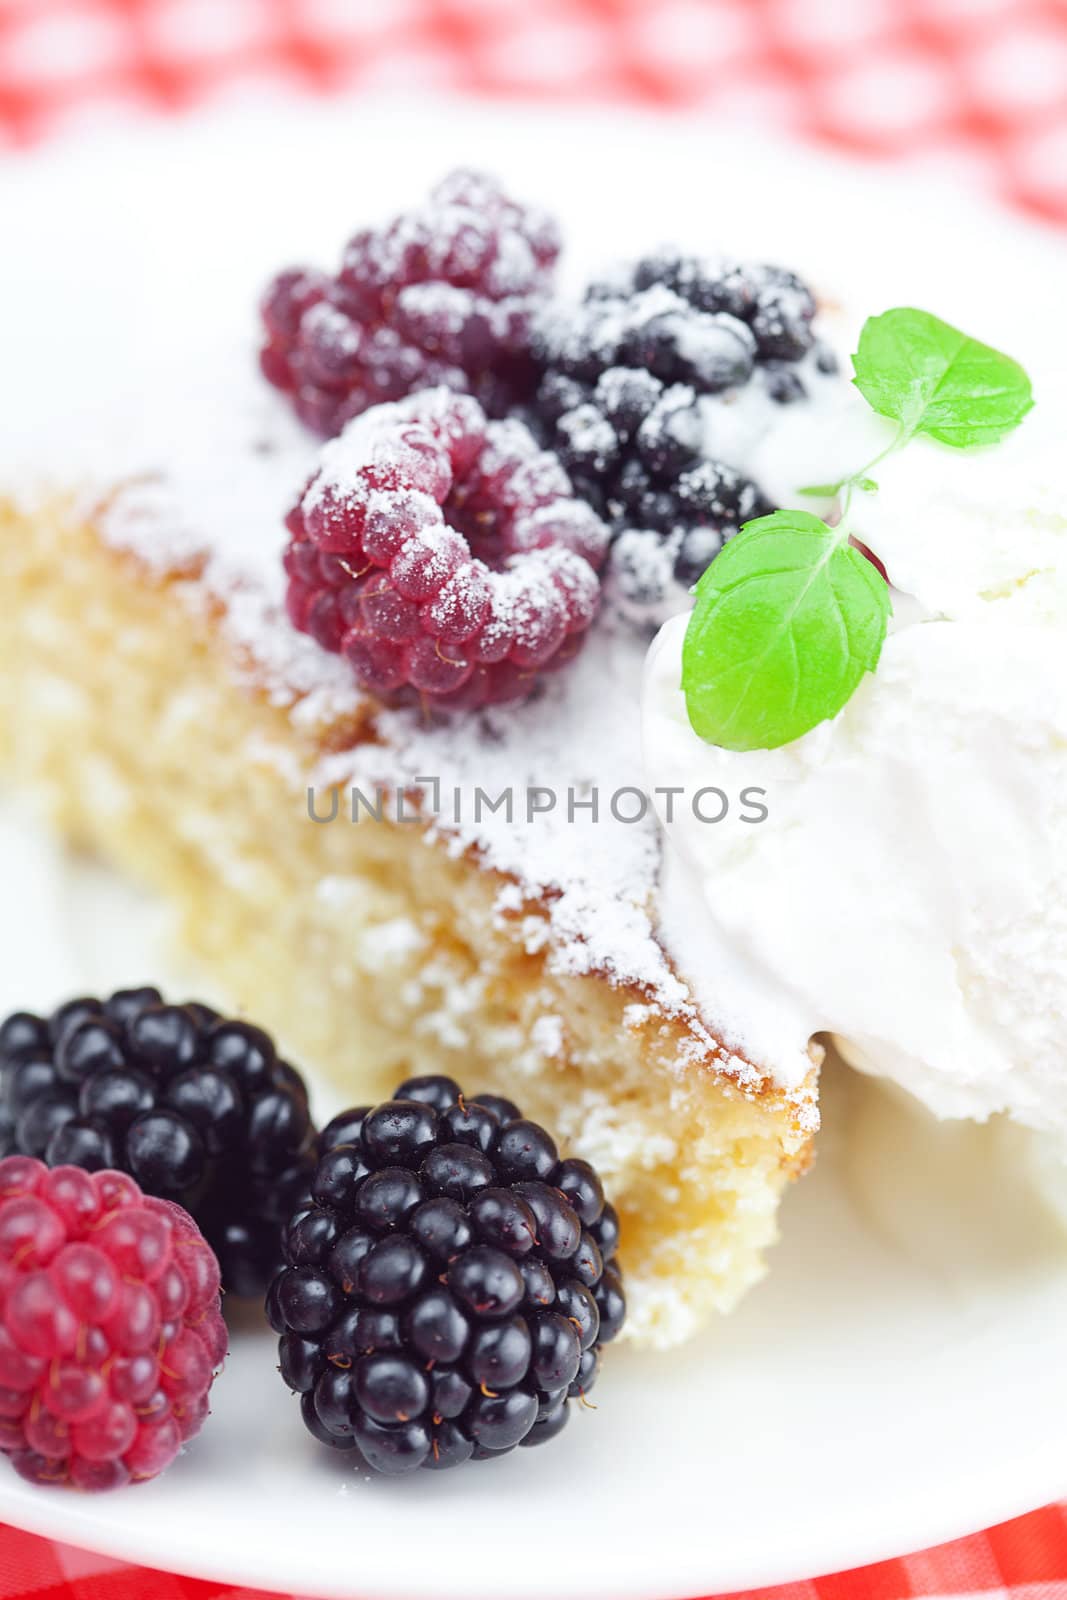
xmin=681 ymin=510 xmax=891 ymax=751
xmin=852 ymin=307 xmax=1033 ymax=448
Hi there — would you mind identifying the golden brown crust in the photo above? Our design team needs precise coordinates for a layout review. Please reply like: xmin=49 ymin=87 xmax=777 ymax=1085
xmin=66 ymin=491 xmax=817 ymax=1109
xmin=55 ymin=492 xmax=820 ymax=1125
xmin=0 ymin=492 xmax=818 ymax=1344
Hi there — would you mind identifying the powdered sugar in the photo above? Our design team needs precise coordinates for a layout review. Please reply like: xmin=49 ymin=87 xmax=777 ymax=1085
xmin=286 ymin=388 xmax=610 ymax=708
xmin=537 ymin=280 xmax=756 ymax=393
xmin=346 ymin=169 xmax=558 ymax=300
xmin=0 ymin=131 xmax=821 ymax=1108
xmin=118 ymin=425 xmax=772 ymax=1088
xmin=78 ymin=379 xmax=755 ymax=1073
xmin=556 ymin=405 xmax=617 ymax=469
xmin=328 ymin=617 xmax=707 ymax=1006
xmin=263 ymin=168 xmax=559 ymax=435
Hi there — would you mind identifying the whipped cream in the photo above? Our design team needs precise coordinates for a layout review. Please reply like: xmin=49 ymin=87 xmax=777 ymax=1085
xmin=642 ymin=380 xmax=1067 ymax=1139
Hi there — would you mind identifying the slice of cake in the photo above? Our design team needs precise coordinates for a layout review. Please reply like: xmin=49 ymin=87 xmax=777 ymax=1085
xmin=0 ymin=167 xmax=828 ymax=1348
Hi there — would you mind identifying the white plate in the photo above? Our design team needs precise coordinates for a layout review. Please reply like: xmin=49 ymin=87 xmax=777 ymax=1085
xmin=3 ymin=98 xmax=1067 ymax=1600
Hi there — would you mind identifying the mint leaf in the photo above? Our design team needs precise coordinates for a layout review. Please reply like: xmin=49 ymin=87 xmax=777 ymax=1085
xmin=680 ymin=308 xmax=1027 ymax=748
xmin=681 ymin=510 xmax=891 ymax=751
xmin=852 ymin=307 xmax=1033 ymax=448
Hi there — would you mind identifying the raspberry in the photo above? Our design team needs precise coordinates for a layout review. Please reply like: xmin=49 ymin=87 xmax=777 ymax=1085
xmin=0 ymin=992 xmax=316 ymax=1297
xmin=260 ymin=170 xmax=561 ymax=436
xmin=531 ymin=254 xmax=834 ymax=626
xmin=270 ymin=1076 xmax=624 ymax=1474
xmin=0 ymin=1156 xmax=225 ymax=1489
xmin=284 ymin=388 xmax=608 ymax=712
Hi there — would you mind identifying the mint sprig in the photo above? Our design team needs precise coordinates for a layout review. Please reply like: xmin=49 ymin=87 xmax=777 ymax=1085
xmin=852 ymin=307 xmax=1033 ymax=448
xmin=682 ymin=513 xmax=890 ymax=751
xmin=682 ymin=308 xmax=1033 ymax=751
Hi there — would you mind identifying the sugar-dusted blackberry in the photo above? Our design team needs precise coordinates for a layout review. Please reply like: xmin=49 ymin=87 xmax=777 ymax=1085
xmin=635 ymin=386 xmax=705 ymax=479
xmin=260 ymin=170 xmax=561 ymax=436
xmin=0 ymin=992 xmax=316 ymax=1298
xmin=531 ymin=252 xmax=824 ymax=625
xmin=272 ymin=1076 xmax=624 ymax=1474
xmin=673 ymin=525 xmax=729 ymax=591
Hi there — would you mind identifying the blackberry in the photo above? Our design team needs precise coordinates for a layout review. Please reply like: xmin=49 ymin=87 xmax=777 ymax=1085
xmin=0 ymin=992 xmax=316 ymax=1297
xmin=271 ymin=1075 xmax=625 ymax=1474
xmin=531 ymin=253 xmax=822 ymax=624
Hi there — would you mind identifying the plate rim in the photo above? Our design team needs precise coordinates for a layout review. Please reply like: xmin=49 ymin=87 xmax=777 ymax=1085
xmin=2 ymin=1456 xmax=1067 ymax=1600
xmin=2 ymin=93 xmax=1067 ymax=1600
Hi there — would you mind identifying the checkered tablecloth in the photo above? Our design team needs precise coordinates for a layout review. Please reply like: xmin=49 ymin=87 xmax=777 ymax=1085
xmin=1 ymin=0 xmax=1067 ymax=1596
xmin=6 ymin=1508 xmax=1067 ymax=1600
xmin=4 ymin=0 xmax=1067 ymax=221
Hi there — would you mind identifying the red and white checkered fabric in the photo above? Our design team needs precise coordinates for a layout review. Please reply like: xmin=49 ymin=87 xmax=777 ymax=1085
xmin=6 ymin=1506 xmax=1067 ymax=1600
xmin=1 ymin=0 xmax=1067 ymax=1596
xmin=2 ymin=0 xmax=1067 ymax=221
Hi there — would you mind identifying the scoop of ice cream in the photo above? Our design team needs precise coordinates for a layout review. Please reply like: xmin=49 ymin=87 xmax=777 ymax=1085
xmin=643 ymin=382 xmax=1067 ymax=1139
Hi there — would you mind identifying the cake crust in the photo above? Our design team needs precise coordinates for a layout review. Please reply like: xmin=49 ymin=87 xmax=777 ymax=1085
xmin=0 ymin=493 xmax=817 ymax=1346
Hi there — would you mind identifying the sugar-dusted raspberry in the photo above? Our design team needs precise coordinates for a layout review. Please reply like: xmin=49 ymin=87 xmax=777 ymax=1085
xmin=260 ymin=170 xmax=561 ymax=436
xmin=0 ymin=1158 xmax=226 ymax=1490
xmin=284 ymin=389 xmax=608 ymax=712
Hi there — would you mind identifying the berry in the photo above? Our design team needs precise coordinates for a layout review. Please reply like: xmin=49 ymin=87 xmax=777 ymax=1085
xmin=284 ymin=388 xmax=609 ymax=712
xmin=260 ymin=170 xmax=561 ymax=435
xmin=0 ymin=1156 xmax=225 ymax=1489
xmin=0 ymin=993 xmax=316 ymax=1297
xmin=531 ymin=254 xmax=822 ymax=624
xmin=272 ymin=1076 xmax=624 ymax=1474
